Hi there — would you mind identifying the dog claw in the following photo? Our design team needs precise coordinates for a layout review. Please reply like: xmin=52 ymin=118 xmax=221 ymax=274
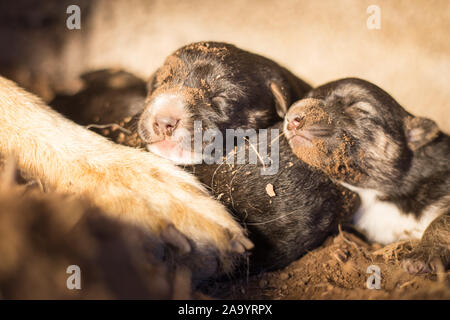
xmin=240 ymin=236 xmax=254 ymax=251
xmin=161 ymin=224 xmax=192 ymax=254
xmin=231 ymin=236 xmax=254 ymax=254
xmin=231 ymin=240 xmax=246 ymax=254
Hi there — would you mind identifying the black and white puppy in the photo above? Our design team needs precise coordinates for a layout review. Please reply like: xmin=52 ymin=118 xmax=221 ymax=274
xmin=138 ymin=41 xmax=311 ymax=164
xmin=284 ymin=78 xmax=450 ymax=273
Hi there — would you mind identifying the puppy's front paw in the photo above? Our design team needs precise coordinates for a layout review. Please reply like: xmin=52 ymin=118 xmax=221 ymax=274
xmin=402 ymin=249 xmax=444 ymax=274
xmin=402 ymin=213 xmax=449 ymax=275
xmin=402 ymin=257 xmax=434 ymax=274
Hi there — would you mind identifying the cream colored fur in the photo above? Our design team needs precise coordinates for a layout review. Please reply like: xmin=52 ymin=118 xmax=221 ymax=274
xmin=0 ymin=76 xmax=250 ymax=274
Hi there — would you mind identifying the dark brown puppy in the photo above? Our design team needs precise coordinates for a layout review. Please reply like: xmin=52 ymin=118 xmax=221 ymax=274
xmin=138 ymin=41 xmax=311 ymax=164
xmin=185 ymin=126 xmax=356 ymax=272
xmin=284 ymin=78 xmax=450 ymax=273
xmin=137 ymin=43 xmax=360 ymax=271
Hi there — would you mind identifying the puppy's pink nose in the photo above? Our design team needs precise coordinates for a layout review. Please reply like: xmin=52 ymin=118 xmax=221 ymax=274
xmin=287 ymin=116 xmax=305 ymax=131
xmin=153 ymin=116 xmax=179 ymax=136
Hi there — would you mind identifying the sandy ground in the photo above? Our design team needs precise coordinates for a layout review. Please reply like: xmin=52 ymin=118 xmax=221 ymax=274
xmin=205 ymin=230 xmax=450 ymax=300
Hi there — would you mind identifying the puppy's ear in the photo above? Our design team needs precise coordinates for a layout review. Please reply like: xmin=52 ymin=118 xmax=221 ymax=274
xmin=404 ymin=116 xmax=440 ymax=151
xmin=270 ymin=81 xmax=289 ymax=118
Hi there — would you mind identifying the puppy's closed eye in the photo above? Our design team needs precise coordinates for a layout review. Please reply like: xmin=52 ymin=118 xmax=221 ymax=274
xmin=345 ymin=101 xmax=376 ymax=116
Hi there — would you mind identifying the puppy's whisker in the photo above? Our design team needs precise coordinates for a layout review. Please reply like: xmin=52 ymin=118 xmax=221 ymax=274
xmin=85 ymin=123 xmax=132 ymax=135
xmin=270 ymin=131 xmax=285 ymax=144
xmin=243 ymin=137 xmax=266 ymax=170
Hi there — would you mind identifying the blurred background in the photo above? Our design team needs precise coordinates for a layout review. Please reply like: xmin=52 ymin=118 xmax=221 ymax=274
xmin=0 ymin=0 xmax=448 ymax=130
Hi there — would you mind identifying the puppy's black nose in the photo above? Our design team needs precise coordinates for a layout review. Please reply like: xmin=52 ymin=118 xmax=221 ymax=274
xmin=153 ymin=116 xmax=179 ymax=136
xmin=287 ymin=116 xmax=305 ymax=131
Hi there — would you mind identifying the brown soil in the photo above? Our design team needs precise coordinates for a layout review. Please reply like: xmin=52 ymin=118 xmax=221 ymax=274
xmin=178 ymin=42 xmax=230 ymax=59
xmin=205 ymin=229 xmax=450 ymax=299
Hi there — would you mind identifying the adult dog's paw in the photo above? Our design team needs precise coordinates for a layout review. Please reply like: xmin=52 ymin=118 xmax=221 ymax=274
xmin=67 ymin=146 xmax=253 ymax=278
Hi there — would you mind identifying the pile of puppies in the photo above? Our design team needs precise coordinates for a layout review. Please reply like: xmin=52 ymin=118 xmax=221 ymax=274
xmin=52 ymin=42 xmax=449 ymax=276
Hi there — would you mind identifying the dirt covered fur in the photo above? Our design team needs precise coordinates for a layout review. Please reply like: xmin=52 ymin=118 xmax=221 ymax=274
xmin=284 ymin=78 xmax=450 ymax=274
xmin=138 ymin=42 xmax=311 ymax=164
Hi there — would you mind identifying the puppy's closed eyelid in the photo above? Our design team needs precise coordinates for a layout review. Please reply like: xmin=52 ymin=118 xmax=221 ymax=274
xmin=346 ymin=101 xmax=376 ymax=114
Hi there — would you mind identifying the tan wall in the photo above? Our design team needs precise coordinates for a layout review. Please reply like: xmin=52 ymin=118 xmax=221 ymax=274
xmin=1 ymin=0 xmax=449 ymax=130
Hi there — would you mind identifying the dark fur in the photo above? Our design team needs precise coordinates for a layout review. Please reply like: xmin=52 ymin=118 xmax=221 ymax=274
xmin=287 ymin=78 xmax=450 ymax=218
xmin=185 ymin=124 xmax=356 ymax=272
xmin=142 ymin=43 xmax=360 ymax=271
xmin=51 ymin=69 xmax=146 ymax=125
xmin=285 ymin=78 xmax=450 ymax=271
xmin=140 ymin=41 xmax=311 ymax=141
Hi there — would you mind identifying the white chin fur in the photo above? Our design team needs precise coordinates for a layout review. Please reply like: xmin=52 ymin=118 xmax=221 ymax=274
xmin=147 ymin=144 xmax=202 ymax=165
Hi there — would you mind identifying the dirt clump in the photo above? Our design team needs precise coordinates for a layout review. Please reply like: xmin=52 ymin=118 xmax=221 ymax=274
xmin=179 ymin=42 xmax=230 ymax=59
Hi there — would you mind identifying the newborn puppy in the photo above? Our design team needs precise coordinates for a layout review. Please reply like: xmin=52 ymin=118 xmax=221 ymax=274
xmin=284 ymin=78 xmax=450 ymax=273
xmin=50 ymin=69 xmax=147 ymax=148
xmin=138 ymin=41 xmax=311 ymax=164
xmin=51 ymin=69 xmax=147 ymax=125
xmin=186 ymin=125 xmax=356 ymax=272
